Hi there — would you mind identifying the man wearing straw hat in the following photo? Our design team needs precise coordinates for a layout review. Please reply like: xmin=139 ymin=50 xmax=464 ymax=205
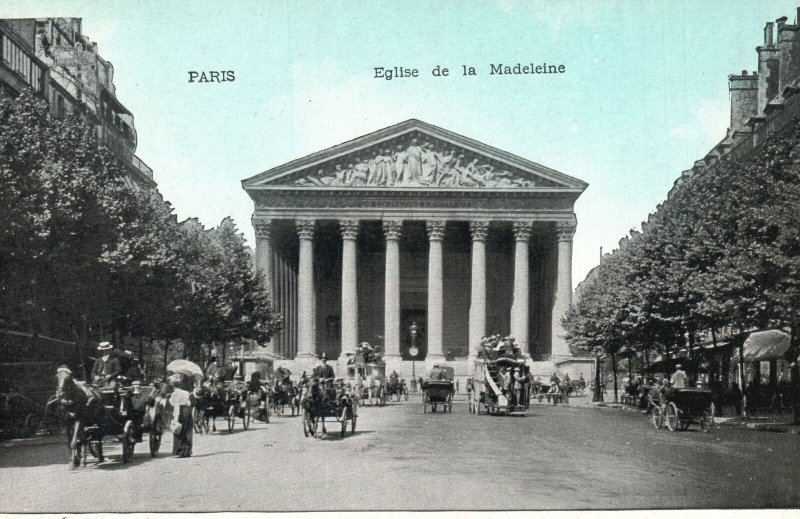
xmin=91 ymin=342 xmax=121 ymax=388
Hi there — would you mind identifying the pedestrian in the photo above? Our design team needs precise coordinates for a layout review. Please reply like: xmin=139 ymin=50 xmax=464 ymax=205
xmin=167 ymin=374 xmax=193 ymax=458
xmin=730 ymin=381 xmax=743 ymax=416
xmin=455 ymin=378 xmax=460 ymax=394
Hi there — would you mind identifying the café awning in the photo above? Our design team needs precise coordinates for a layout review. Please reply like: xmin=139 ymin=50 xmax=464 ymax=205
xmin=732 ymin=330 xmax=791 ymax=363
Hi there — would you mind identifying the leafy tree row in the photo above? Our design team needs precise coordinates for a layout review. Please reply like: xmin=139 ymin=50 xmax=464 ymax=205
xmin=0 ymin=89 xmax=281 ymax=371
xmin=563 ymin=117 xmax=800 ymax=402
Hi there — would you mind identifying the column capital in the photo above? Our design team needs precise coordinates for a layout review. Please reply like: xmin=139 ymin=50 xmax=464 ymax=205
xmin=556 ymin=221 xmax=577 ymax=241
xmin=469 ymin=220 xmax=490 ymax=241
xmin=512 ymin=221 xmax=533 ymax=241
xmin=339 ymin=220 xmax=360 ymax=240
xmin=295 ymin=219 xmax=316 ymax=239
xmin=253 ymin=219 xmax=272 ymax=239
xmin=426 ymin=221 xmax=446 ymax=241
xmin=382 ymin=219 xmax=403 ymax=240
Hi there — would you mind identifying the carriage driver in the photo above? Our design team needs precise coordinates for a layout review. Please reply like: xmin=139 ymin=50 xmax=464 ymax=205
xmin=91 ymin=342 xmax=121 ymax=388
xmin=313 ymin=352 xmax=336 ymax=400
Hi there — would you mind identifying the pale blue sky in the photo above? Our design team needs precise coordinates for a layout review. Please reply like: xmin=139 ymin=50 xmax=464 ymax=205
xmin=5 ymin=1 xmax=797 ymax=287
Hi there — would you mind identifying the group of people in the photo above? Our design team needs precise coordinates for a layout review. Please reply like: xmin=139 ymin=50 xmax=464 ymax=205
xmin=496 ymin=365 xmax=528 ymax=408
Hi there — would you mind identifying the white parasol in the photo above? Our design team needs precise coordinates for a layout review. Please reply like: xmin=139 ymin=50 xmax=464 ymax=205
xmin=166 ymin=359 xmax=205 ymax=380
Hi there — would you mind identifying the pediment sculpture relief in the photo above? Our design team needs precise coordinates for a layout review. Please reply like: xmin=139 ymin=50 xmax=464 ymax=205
xmin=294 ymin=139 xmax=537 ymax=188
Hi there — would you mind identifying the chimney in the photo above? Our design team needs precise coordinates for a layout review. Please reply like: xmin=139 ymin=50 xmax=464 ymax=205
xmin=776 ymin=15 xmax=800 ymax=97
xmin=729 ymin=70 xmax=759 ymax=133
xmin=758 ymin=22 xmax=782 ymax=113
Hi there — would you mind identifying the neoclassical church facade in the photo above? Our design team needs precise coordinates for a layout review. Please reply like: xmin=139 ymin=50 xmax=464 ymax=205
xmin=242 ymin=120 xmax=589 ymax=377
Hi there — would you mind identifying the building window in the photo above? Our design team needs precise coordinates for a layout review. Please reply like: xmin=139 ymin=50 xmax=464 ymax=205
xmin=1 ymin=33 xmax=43 ymax=92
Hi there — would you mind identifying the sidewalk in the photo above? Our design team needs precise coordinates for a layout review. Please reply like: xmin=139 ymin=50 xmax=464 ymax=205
xmin=569 ymin=394 xmax=800 ymax=434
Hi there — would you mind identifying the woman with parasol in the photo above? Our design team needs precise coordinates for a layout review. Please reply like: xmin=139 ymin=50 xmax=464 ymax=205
xmin=165 ymin=360 xmax=204 ymax=458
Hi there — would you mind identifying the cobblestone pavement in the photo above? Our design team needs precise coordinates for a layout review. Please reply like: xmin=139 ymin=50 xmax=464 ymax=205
xmin=0 ymin=394 xmax=798 ymax=512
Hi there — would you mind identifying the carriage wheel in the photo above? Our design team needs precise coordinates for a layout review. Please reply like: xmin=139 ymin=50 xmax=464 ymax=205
xmin=700 ymin=403 xmax=715 ymax=433
xmin=664 ymin=403 xmax=679 ymax=432
xmin=340 ymin=407 xmax=349 ymax=437
xmin=227 ymin=405 xmax=236 ymax=433
xmin=121 ymin=420 xmax=136 ymax=464
xmin=149 ymin=415 xmax=162 ymax=457
xmin=404 ymin=388 xmax=409 ymax=401
xmin=649 ymin=406 xmax=662 ymax=430
xmin=351 ymin=411 xmax=357 ymax=433
xmin=22 ymin=413 xmax=39 ymax=438
xmin=380 ymin=390 xmax=387 ymax=407
xmin=422 ymin=393 xmax=428 ymax=414
xmin=243 ymin=401 xmax=251 ymax=430
xmin=264 ymin=397 xmax=271 ymax=423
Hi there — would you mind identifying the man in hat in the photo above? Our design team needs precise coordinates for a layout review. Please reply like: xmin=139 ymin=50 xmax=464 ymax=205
xmin=313 ymin=352 xmax=336 ymax=401
xmin=91 ymin=342 xmax=121 ymax=387
xmin=206 ymin=357 xmax=224 ymax=382
xmin=670 ymin=364 xmax=688 ymax=389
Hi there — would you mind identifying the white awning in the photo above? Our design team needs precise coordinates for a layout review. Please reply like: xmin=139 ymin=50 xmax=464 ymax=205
xmin=732 ymin=330 xmax=790 ymax=362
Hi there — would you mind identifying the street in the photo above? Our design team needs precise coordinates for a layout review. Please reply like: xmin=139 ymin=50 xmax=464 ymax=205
xmin=0 ymin=394 xmax=798 ymax=512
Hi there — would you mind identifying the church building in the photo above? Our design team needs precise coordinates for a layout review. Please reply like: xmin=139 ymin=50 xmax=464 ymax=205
xmin=242 ymin=119 xmax=589 ymax=377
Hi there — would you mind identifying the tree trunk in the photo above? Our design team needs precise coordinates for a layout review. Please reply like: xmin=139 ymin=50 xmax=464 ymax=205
xmin=612 ymin=351 xmax=619 ymax=404
xmin=738 ymin=340 xmax=746 ymax=420
xmin=163 ymin=340 xmax=170 ymax=377
xmin=791 ymin=323 xmax=800 ymax=425
xmin=592 ymin=355 xmax=604 ymax=403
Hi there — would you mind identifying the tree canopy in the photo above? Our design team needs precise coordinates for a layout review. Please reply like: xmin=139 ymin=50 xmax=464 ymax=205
xmin=0 ymin=89 xmax=281 ymax=367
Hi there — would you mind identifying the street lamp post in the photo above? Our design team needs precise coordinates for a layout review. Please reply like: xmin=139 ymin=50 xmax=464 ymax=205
xmin=409 ymin=321 xmax=420 ymax=393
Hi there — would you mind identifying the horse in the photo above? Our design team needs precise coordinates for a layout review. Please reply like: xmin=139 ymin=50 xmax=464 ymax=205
xmin=272 ymin=379 xmax=292 ymax=415
xmin=194 ymin=381 xmax=229 ymax=433
xmin=48 ymin=369 xmax=103 ymax=467
xmin=366 ymin=376 xmax=382 ymax=405
xmin=289 ymin=385 xmax=302 ymax=416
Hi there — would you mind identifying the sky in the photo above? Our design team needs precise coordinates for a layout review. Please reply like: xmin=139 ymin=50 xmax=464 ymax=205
xmin=5 ymin=0 xmax=799 ymax=288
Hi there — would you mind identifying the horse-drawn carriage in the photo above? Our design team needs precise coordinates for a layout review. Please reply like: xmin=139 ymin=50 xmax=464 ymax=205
xmin=193 ymin=378 xmax=252 ymax=434
xmin=0 ymin=362 xmax=62 ymax=438
xmin=1 ymin=386 xmax=60 ymax=438
xmin=302 ymin=378 xmax=357 ymax=438
xmin=385 ymin=376 xmax=408 ymax=402
xmin=347 ymin=354 xmax=386 ymax=406
xmin=422 ymin=365 xmax=454 ymax=413
xmin=649 ymin=387 xmax=715 ymax=432
xmin=48 ymin=368 xmax=165 ymax=468
xmin=271 ymin=377 xmax=301 ymax=416
xmin=471 ymin=356 xmax=527 ymax=415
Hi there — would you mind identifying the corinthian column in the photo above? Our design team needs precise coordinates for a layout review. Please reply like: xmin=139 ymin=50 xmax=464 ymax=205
xmin=551 ymin=220 xmax=576 ymax=359
xmin=383 ymin=220 xmax=402 ymax=361
xmin=295 ymin=219 xmax=316 ymax=360
xmin=511 ymin=221 xmax=532 ymax=354
xmin=253 ymin=219 xmax=274 ymax=353
xmin=340 ymin=220 xmax=359 ymax=358
xmin=426 ymin=221 xmax=446 ymax=362
xmin=253 ymin=219 xmax=273 ymax=296
xmin=468 ymin=221 xmax=489 ymax=364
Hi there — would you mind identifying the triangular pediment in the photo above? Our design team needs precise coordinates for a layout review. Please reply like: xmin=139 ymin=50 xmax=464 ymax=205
xmin=243 ymin=120 xmax=587 ymax=191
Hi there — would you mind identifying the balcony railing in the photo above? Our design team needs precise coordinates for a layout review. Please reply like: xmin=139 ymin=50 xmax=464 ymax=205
xmin=101 ymin=130 xmax=153 ymax=181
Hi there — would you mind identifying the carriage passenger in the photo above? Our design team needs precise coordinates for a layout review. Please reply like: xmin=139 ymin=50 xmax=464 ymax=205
xmin=513 ymin=367 xmax=525 ymax=407
xmin=206 ymin=357 xmax=225 ymax=382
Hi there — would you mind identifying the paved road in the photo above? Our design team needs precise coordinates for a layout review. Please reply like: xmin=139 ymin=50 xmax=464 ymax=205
xmin=0 ymin=395 xmax=798 ymax=511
